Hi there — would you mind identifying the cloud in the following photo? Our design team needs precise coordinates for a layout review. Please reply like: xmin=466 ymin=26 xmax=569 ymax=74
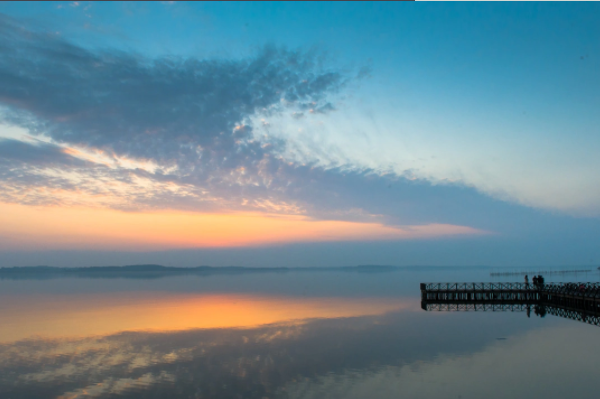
xmin=0 ymin=138 xmax=210 ymax=210
xmin=0 ymin=13 xmax=343 ymax=163
xmin=0 ymin=138 xmax=89 ymax=167
xmin=0 ymin=13 xmax=356 ymax=213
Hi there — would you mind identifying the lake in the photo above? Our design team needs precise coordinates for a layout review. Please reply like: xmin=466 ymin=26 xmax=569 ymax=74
xmin=1 ymin=267 xmax=599 ymax=399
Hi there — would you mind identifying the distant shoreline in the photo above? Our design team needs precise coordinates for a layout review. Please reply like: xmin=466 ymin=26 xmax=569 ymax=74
xmin=0 ymin=264 xmax=485 ymax=280
xmin=0 ymin=264 xmax=456 ymax=273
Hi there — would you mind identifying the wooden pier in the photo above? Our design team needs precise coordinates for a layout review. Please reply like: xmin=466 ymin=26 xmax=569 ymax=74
xmin=420 ymin=282 xmax=600 ymax=327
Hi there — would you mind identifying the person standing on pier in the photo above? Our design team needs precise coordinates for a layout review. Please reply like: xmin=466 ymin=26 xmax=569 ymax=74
xmin=525 ymin=275 xmax=529 ymax=288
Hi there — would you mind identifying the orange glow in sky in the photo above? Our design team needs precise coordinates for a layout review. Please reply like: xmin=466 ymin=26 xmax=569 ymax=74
xmin=0 ymin=202 xmax=486 ymax=250
xmin=0 ymin=292 xmax=414 ymax=342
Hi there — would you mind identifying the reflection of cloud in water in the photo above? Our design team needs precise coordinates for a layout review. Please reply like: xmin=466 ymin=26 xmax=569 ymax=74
xmin=57 ymin=372 xmax=175 ymax=399
xmin=0 ymin=309 xmax=561 ymax=399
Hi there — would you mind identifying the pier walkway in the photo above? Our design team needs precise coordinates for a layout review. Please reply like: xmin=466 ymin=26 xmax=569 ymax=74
xmin=420 ymin=282 xmax=600 ymax=327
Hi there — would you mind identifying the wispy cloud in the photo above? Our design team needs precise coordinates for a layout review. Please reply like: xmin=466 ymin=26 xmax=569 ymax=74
xmin=0 ymin=13 xmax=354 ymax=215
xmin=0 ymin=13 xmax=342 ymax=161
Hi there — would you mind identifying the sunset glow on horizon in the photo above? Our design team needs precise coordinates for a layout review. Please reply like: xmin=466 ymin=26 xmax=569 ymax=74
xmin=0 ymin=202 xmax=486 ymax=251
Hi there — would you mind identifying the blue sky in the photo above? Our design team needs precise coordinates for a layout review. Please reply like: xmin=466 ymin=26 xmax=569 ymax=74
xmin=0 ymin=2 xmax=599 ymax=267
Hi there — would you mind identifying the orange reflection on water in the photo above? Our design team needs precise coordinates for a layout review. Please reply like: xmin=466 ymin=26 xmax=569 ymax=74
xmin=0 ymin=292 xmax=413 ymax=343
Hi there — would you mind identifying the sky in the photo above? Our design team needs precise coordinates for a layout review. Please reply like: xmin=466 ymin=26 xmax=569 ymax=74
xmin=0 ymin=2 xmax=599 ymax=267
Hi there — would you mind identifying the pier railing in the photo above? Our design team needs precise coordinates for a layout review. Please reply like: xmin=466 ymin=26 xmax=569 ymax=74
xmin=422 ymin=282 xmax=600 ymax=295
xmin=544 ymin=282 xmax=600 ymax=298
xmin=422 ymin=282 xmax=532 ymax=291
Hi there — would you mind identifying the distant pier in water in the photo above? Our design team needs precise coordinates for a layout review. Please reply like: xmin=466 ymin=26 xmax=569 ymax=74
xmin=490 ymin=269 xmax=595 ymax=277
xmin=420 ymin=282 xmax=600 ymax=327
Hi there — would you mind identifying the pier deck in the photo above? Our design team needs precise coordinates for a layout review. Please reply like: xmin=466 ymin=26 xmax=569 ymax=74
xmin=420 ymin=282 xmax=600 ymax=327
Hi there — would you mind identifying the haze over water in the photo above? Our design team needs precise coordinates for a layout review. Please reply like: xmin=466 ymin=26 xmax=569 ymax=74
xmin=1 ymin=267 xmax=599 ymax=399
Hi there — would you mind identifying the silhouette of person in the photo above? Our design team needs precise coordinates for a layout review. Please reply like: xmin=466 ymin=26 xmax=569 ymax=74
xmin=525 ymin=275 xmax=529 ymax=288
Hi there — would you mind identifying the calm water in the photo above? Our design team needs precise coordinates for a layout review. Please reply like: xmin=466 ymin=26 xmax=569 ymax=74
xmin=1 ymin=267 xmax=599 ymax=399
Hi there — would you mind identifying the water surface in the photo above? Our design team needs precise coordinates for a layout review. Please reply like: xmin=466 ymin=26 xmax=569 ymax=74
xmin=1 ymin=267 xmax=599 ymax=399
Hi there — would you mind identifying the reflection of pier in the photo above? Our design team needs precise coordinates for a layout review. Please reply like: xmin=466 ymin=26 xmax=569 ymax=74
xmin=420 ymin=282 xmax=600 ymax=327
